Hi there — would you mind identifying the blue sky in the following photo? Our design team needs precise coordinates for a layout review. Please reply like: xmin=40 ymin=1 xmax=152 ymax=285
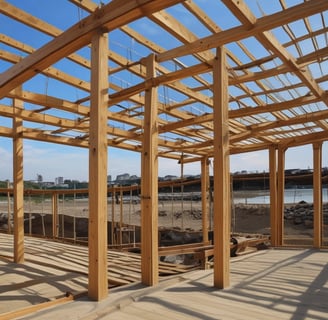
xmin=0 ymin=1 xmax=327 ymax=182
xmin=1 ymin=135 xmax=325 ymax=182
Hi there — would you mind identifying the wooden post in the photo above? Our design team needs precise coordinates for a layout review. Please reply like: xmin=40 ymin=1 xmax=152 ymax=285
xmin=313 ymin=142 xmax=322 ymax=248
xmin=141 ymin=53 xmax=158 ymax=286
xmin=119 ymin=188 xmax=123 ymax=246
xmin=269 ymin=146 xmax=278 ymax=246
xmin=213 ymin=46 xmax=230 ymax=289
xmin=52 ymin=193 xmax=58 ymax=238
xmin=88 ymin=30 xmax=109 ymax=301
xmin=201 ymin=157 xmax=209 ymax=243
xmin=7 ymin=180 xmax=11 ymax=234
xmin=180 ymin=154 xmax=184 ymax=230
xmin=277 ymin=146 xmax=286 ymax=246
xmin=111 ymin=187 xmax=115 ymax=245
xmin=13 ymin=87 xmax=24 ymax=263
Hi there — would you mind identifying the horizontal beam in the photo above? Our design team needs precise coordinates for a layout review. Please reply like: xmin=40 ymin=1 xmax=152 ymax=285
xmin=157 ymin=1 xmax=328 ymax=62
xmin=0 ymin=0 xmax=184 ymax=99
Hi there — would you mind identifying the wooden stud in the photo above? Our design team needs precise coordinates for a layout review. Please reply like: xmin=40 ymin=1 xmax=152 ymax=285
xmin=13 ymin=86 xmax=24 ymax=263
xmin=52 ymin=193 xmax=58 ymax=238
xmin=7 ymin=180 xmax=11 ymax=234
xmin=313 ymin=142 xmax=322 ymax=248
xmin=213 ymin=47 xmax=230 ymax=289
xmin=141 ymin=53 xmax=159 ymax=286
xmin=277 ymin=146 xmax=286 ymax=246
xmin=201 ymin=157 xmax=209 ymax=243
xmin=88 ymin=30 xmax=109 ymax=301
xmin=269 ymin=146 xmax=278 ymax=246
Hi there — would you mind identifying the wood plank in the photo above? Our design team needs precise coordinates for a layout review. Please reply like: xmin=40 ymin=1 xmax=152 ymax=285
xmin=158 ymin=242 xmax=212 ymax=256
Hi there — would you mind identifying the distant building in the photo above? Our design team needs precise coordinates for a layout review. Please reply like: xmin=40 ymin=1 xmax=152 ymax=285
xmin=55 ymin=177 xmax=64 ymax=185
xmin=36 ymin=174 xmax=43 ymax=183
xmin=42 ymin=182 xmax=55 ymax=188
xmin=163 ymin=175 xmax=178 ymax=181
xmin=116 ymin=173 xmax=130 ymax=181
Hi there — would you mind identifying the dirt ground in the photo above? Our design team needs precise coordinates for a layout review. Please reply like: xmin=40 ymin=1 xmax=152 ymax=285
xmin=1 ymin=196 xmax=324 ymax=242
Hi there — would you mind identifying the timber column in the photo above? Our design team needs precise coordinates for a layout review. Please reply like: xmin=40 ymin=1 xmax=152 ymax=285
xmin=269 ymin=146 xmax=278 ymax=246
xmin=88 ymin=30 xmax=109 ymax=301
xmin=201 ymin=157 xmax=210 ymax=243
xmin=313 ymin=142 xmax=322 ymax=248
xmin=213 ymin=47 xmax=230 ymax=288
xmin=141 ymin=53 xmax=159 ymax=286
xmin=13 ymin=87 xmax=24 ymax=263
xmin=277 ymin=146 xmax=286 ymax=246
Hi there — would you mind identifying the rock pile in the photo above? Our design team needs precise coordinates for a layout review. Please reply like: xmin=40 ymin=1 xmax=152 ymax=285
xmin=174 ymin=209 xmax=202 ymax=220
xmin=0 ymin=212 xmax=9 ymax=229
xmin=284 ymin=201 xmax=328 ymax=227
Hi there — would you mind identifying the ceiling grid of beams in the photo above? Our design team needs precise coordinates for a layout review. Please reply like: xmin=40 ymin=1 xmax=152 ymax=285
xmin=0 ymin=0 xmax=327 ymax=162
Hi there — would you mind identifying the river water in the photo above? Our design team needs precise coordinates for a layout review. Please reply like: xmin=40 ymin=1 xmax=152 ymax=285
xmin=233 ymin=188 xmax=328 ymax=205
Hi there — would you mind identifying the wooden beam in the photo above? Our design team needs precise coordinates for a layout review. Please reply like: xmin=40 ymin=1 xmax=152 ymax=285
xmin=157 ymin=0 xmax=328 ymax=62
xmin=108 ymin=61 xmax=212 ymax=107
xmin=13 ymin=87 xmax=24 ymax=263
xmin=0 ymin=0 xmax=184 ymax=99
xmin=229 ymin=94 xmax=322 ymax=119
xmin=0 ymin=104 xmax=88 ymax=131
xmin=222 ymin=0 xmax=328 ymax=105
xmin=88 ymin=30 xmax=109 ymax=301
xmin=141 ymin=53 xmax=159 ymax=286
xmin=160 ymin=91 xmax=324 ymax=135
xmin=269 ymin=146 xmax=278 ymax=247
xmin=213 ymin=47 xmax=230 ymax=288
xmin=313 ymin=142 xmax=322 ymax=248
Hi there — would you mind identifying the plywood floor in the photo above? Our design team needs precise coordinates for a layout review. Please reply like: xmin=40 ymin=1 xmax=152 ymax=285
xmin=1 ymin=233 xmax=328 ymax=320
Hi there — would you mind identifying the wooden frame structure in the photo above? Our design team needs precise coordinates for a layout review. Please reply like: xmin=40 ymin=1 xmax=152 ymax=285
xmin=1 ymin=0 xmax=328 ymax=300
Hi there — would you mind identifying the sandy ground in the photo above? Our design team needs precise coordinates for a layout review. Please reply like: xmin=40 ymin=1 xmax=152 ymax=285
xmin=1 ymin=196 xmax=320 ymax=239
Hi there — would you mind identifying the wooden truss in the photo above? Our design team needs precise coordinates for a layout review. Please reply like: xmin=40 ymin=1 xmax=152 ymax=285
xmin=1 ymin=0 xmax=328 ymax=301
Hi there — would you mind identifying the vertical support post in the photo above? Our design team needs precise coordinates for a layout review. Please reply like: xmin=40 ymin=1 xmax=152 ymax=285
xmin=111 ymin=187 xmax=115 ymax=245
xmin=269 ymin=146 xmax=278 ymax=246
xmin=277 ymin=146 xmax=286 ymax=246
xmin=313 ymin=142 xmax=322 ymax=248
xmin=180 ymin=154 xmax=184 ymax=230
xmin=88 ymin=30 xmax=109 ymax=301
xmin=213 ymin=47 xmax=230 ymax=288
xmin=52 ymin=193 xmax=58 ymax=238
xmin=201 ymin=157 xmax=209 ymax=243
xmin=119 ymin=188 xmax=123 ymax=246
xmin=141 ymin=53 xmax=158 ymax=286
xmin=13 ymin=87 xmax=24 ymax=263
xmin=7 ymin=180 xmax=11 ymax=234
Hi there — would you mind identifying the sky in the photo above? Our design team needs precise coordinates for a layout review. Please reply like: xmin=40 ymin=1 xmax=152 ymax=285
xmin=0 ymin=0 xmax=327 ymax=182
xmin=0 ymin=135 xmax=326 ymax=182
